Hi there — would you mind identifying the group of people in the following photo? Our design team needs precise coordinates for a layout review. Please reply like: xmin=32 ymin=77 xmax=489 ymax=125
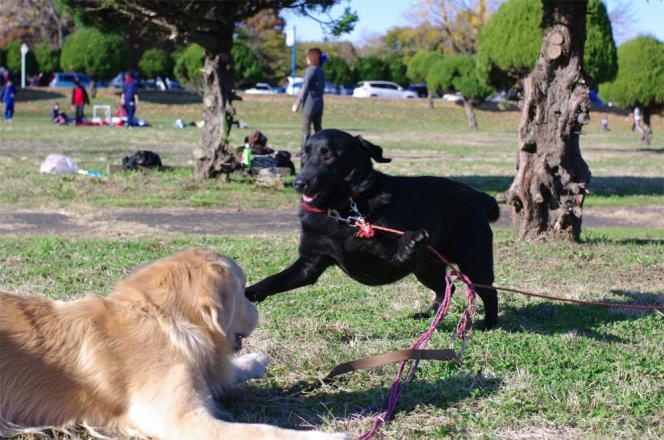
xmin=60 ymin=74 xmax=139 ymax=126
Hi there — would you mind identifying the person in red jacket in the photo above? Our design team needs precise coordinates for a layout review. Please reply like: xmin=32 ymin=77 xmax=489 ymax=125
xmin=71 ymin=80 xmax=90 ymax=125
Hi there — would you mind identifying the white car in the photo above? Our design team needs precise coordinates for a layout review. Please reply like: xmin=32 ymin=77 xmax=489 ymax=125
xmin=286 ymin=77 xmax=303 ymax=95
xmin=244 ymin=83 xmax=276 ymax=95
xmin=352 ymin=81 xmax=418 ymax=99
xmin=441 ymin=93 xmax=464 ymax=103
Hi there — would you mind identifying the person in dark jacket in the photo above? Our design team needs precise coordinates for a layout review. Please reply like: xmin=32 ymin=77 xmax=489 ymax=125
xmin=292 ymin=48 xmax=325 ymax=149
xmin=71 ymin=80 xmax=90 ymax=124
xmin=121 ymin=74 xmax=139 ymax=127
xmin=2 ymin=78 xmax=16 ymax=121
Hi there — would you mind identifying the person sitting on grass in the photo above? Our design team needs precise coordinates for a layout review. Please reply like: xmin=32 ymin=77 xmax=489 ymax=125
xmin=51 ymin=102 xmax=69 ymax=125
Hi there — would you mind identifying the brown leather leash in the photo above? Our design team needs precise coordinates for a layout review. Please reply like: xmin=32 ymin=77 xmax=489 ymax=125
xmin=324 ymin=348 xmax=457 ymax=381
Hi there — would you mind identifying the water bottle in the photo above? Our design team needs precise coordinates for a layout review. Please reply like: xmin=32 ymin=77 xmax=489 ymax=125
xmin=242 ymin=143 xmax=252 ymax=168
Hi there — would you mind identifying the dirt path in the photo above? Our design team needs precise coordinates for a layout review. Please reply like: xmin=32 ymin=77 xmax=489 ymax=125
xmin=1 ymin=205 xmax=663 ymax=238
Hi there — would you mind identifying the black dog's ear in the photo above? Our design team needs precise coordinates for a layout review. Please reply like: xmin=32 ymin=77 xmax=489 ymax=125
xmin=356 ymin=136 xmax=391 ymax=163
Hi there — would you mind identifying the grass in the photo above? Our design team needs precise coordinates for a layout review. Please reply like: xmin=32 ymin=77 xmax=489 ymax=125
xmin=1 ymin=89 xmax=663 ymax=210
xmin=2 ymin=89 xmax=664 ymax=438
xmin=1 ymin=228 xmax=663 ymax=439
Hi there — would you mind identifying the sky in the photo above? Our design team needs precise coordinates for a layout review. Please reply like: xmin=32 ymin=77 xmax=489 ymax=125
xmin=282 ymin=0 xmax=664 ymax=46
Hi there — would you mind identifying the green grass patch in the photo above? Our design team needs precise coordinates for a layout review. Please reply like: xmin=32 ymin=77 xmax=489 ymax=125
xmin=1 ymin=228 xmax=662 ymax=438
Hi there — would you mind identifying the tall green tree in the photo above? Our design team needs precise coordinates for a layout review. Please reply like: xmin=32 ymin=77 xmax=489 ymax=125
xmin=427 ymin=54 xmax=492 ymax=129
xmin=323 ymin=57 xmax=354 ymax=85
xmin=232 ymin=40 xmax=264 ymax=87
xmin=354 ymin=56 xmax=390 ymax=81
xmin=600 ymin=36 xmax=664 ymax=145
xmin=138 ymin=48 xmax=173 ymax=79
xmin=406 ymin=50 xmax=443 ymax=83
xmin=477 ymin=0 xmax=616 ymax=89
xmin=34 ymin=44 xmax=60 ymax=74
xmin=60 ymin=27 xmax=128 ymax=79
xmin=59 ymin=1 xmax=356 ymax=180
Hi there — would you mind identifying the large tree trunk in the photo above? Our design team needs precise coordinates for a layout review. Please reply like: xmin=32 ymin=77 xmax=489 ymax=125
xmin=193 ymin=27 xmax=239 ymax=180
xmin=640 ymin=110 xmax=653 ymax=145
xmin=463 ymin=100 xmax=478 ymax=129
xmin=506 ymin=0 xmax=591 ymax=241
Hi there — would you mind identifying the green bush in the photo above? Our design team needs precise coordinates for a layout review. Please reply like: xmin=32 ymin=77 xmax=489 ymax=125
xmin=600 ymin=36 xmax=664 ymax=110
xmin=427 ymin=54 xmax=492 ymax=100
xmin=232 ymin=40 xmax=263 ymax=86
xmin=354 ymin=56 xmax=391 ymax=82
xmin=34 ymin=44 xmax=60 ymax=74
xmin=138 ymin=48 xmax=173 ymax=78
xmin=61 ymin=28 xmax=128 ymax=78
xmin=477 ymin=0 xmax=617 ymax=88
xmin=407 ymin=50 xmax=444 ymax=83
xmin=5 ymin=42 xmax=38 ymax=76
xmin=324 ymin=57 xmax=355 ymax=85
xmin=386 ymin=55 xmax=409 ymax=87
xmin=173 ymin=43 xmax=205 ymax=91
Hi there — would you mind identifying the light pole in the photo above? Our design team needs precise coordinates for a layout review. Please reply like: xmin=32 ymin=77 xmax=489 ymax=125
xmin=286 ymin=26 xmax=296 ymax=81
xmin=20 ymin=43 xmax=29 ymax=88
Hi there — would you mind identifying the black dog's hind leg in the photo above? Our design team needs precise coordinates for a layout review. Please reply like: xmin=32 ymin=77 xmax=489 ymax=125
xmin=413 ymin=265 xmax=453 ymax=319
xmin=245 ymin=255 xmax=334 ymax=302
xmin=457 ymin=254 xmax=498 ymax=330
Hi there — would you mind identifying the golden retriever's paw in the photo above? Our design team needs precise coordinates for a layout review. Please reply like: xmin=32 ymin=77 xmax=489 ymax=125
xmin=231 ymin=352 xmax=270 ymax=383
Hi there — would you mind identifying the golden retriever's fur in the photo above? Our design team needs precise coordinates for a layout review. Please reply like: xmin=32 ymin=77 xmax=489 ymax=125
xmin=0 ymin=249 xmax=346 ymax=439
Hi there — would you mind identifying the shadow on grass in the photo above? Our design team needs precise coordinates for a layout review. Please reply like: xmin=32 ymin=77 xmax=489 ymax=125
xmin=638 ymin=148 xmax=664 ymax=154
xmin=500 ymin=290 xmax=662 ymax=341
xmin=222 ymin=372 xmax=501 ymax=429
xmin=139 ymin=90 xmax=202 ymax=105
xmin=449 ymin=175 xmax=664 ymax=197
xmin=16 ymin=88 xmax=66 ymax=102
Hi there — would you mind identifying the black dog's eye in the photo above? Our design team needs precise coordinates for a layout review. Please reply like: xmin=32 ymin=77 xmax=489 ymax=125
xmin=321 ymin=149 xmax=336 ymax=161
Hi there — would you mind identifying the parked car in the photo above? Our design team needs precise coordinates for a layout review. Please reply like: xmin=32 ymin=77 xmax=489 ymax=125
xmin=286 ymin=77 xmax=303 ymax=95
xmin=244 ymin=83 xmax=277 ymax=95
xmin=109 ymin=72 xmax=141 ymax=89
xmin=165 ymin=78 xmax=182 ymax=91
xmin=352 ymin=81 xmax=418 ymax=99
xmin=324 ymin=82 xmax=338 ymax=95
xmin=441 ymin=92 xmax=464 ymax=103
xmin=49 ymin=72 xmax=92 ymax=88
xmin=408 ymin=83 xmax=429 ymax=98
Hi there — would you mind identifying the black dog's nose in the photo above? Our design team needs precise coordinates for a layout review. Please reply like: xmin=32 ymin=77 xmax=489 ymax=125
xmin=294 ymin=178 xmax=308 ymax=193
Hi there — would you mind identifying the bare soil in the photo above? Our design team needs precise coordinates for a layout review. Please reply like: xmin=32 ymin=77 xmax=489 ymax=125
xmin=1 ymin=205 xmax=663 ymax=238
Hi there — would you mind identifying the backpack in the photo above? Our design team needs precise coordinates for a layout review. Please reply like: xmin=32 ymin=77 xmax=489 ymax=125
xmin=122 ymin=150 xmax=163 ymax=171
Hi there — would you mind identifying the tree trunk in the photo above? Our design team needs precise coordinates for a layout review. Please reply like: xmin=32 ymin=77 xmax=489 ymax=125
xmin=427 ymin=90 xmax=434 ymax=109
xmin=193 ymin=28 xmax=239 ymax=180
xmin=506 ymin=0 xmax=591 ymax=241
xmin=463 ymin=100 xmax=478 ymax=129
xmin=640 ymin=110 xmax=652 ymax=145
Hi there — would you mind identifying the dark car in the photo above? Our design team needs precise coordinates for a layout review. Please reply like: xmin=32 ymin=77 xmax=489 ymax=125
xmin=407 ymin=83 xmax=429 ymax=98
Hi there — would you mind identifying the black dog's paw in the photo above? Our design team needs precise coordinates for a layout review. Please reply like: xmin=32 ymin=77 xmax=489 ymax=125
xmin=245 ymin=286 xmax=267 ymax=303
xmin=412 ymin=309 xmax=433 ymax=320
xmin=481 ymin=317 xmax=498 ymax=331
xmin=395 ymin=229 xmax=430 ymax=264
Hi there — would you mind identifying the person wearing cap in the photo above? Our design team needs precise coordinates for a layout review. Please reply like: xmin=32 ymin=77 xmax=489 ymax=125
xmin=292 ymin=47 xmax=326 ymax=149
xmin=121 ymin=74 xmax=139 ymax=127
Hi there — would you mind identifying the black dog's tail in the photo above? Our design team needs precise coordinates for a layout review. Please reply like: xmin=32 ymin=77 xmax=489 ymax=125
xmin=480 ymin=192 xmax=500 ymax=222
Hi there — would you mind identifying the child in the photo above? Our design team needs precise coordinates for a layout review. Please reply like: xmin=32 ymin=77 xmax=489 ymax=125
xmin=1 ymin=78 xmax=16 ymax=121
xmin=51 ymin=102 xmax=69 ymax=124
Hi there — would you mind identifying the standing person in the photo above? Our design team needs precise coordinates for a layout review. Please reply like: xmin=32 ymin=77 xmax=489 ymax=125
xmin=632 ymin=106 xmax=643 ymax=134
xmin=121 ymin=74 xmax=139 ymax=127
xmin=1 ymin=78 xmax=16 ymax=121
xmin=292 ymin=47 xmax=325 ymax=149
xmin=71 ymin=80 xmax=90 ymax=124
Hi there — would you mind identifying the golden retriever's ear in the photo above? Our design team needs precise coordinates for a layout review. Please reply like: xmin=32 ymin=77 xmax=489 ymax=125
xmin=201 ymin=262 xmax=237 ymax=336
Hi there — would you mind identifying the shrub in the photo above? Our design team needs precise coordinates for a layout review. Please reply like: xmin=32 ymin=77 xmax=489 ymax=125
xmin=5 ymin=42 xmax=38 ymax=76
xmin=323 ymin=57 xmax=354 ymax=85
xmin=354 ymin=56 xmax=391 ymax=82
xmin=407 ymin=50 xmax=444 ymax=83
xmin=61 ymin=28 xmax=128 ymax=78
xmin=232 ymin=40 xmax=263 ymax=86
xmin=138 ymin=48 xmax=173 ymax=78
xmin=34 ymin=44 xmax=60 ymax=74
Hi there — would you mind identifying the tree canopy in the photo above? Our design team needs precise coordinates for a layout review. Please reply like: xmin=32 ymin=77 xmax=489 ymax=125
xmin=60 ymin=27 xmax=128 ymax=78
xmin=138 ymin=48 xmax=173 ymax=79
xmin=323 ymin=57 xmax=354 ymax=85
xmin=406 ymin=50 xmax=444 ymax=82
xmin=34 ymin=44 xmax=60 ymax=74
xmin=5 ymin=42 xmax=38 ymax=76
xmin=600 ymin=36 xmax=664 ymax=112
xmin=354 ymin=56 xmax=391 ymax=82
xmin=477 ymin=0 xmax=617 ymax=88
xmin=426 ymin=54 xmax=492 ymax=100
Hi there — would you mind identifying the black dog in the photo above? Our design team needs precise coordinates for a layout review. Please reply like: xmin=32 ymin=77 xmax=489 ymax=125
xmin=246 ymin=129 xmax=499 ymax=329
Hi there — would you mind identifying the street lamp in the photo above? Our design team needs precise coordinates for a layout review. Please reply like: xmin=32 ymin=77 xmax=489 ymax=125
xmin=20 ymin=43 xmax=29 ymax=88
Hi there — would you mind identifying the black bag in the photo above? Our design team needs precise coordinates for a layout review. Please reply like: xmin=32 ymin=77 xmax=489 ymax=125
xmin=122 ymin=150 xmax=163 ymax=171
xmin=274 ymin=150 xmax=295 ymax=175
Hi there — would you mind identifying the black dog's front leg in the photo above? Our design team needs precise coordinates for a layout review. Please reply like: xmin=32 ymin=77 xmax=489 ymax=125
xmin=245 ymin=255 xmax=334 ymax=302
xmin=392 ymin=229 xmax=430 ymax=265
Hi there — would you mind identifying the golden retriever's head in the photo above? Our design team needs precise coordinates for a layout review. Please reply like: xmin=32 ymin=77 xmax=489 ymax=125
xmin=114 ymin=249 xmax=258 ymax=353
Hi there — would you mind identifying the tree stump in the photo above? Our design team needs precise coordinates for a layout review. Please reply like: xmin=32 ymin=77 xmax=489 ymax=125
xmin=506 ymin=0 xmax=591 ymax=241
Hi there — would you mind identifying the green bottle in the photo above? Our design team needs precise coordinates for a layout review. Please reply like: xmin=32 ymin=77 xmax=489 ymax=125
xmin=242 ymin=144 xmax=252 ymax=168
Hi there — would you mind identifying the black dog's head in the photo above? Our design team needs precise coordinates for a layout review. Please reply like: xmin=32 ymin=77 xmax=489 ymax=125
xmin=295 ymin=129 xmax=391 ymax=209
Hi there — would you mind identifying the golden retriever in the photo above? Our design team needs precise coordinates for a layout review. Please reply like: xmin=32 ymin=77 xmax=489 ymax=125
xmin=0 ymin=249 xmax=347 ymax=439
